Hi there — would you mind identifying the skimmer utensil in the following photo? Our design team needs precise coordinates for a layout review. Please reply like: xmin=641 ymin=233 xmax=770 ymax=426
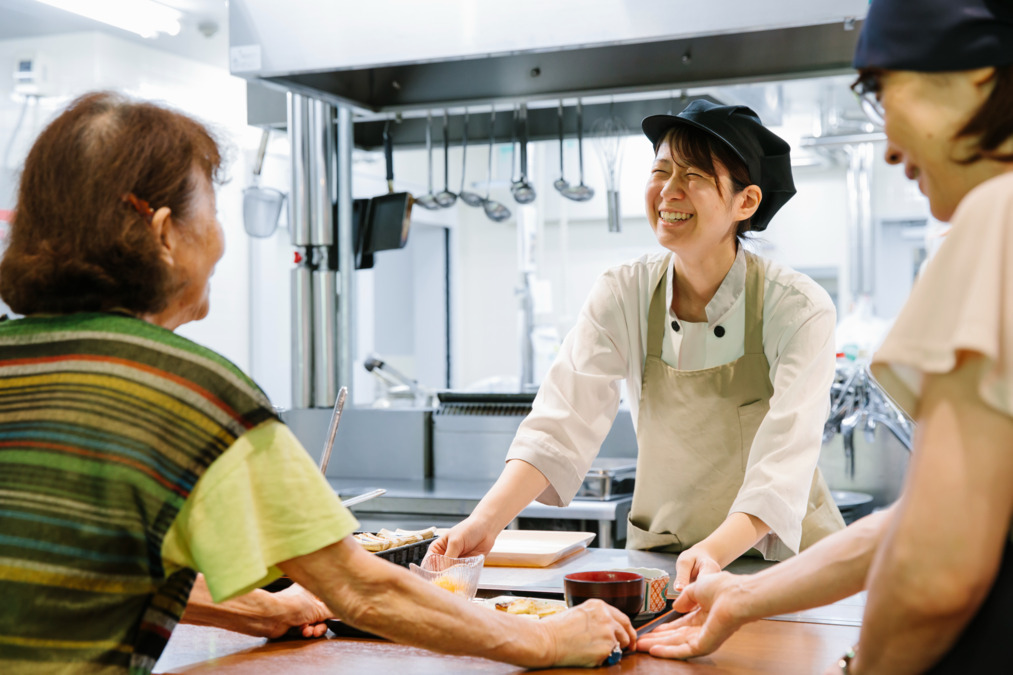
xmin=512 ymin=103 xmax=536 ymax=204
xmin=458 ymin=109 xmax=484 ymax=207
xmin=435 ymin=109 xmax=457 ymax=207
xmin=561 ymin=100 xmax=595 ymax=202
xmin=552 ymin=100 xmax=570 ymax=194
xmin=482 ymin=108 xmax=512 ymax=222
xmin=415 ymin=112 xmax=441 ymax=211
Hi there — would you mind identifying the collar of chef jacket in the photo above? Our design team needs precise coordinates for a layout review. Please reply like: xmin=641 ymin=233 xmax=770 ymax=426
xmin=662 ymin=247 xmax=753 ymax=371
xmin=664 ymin=245 xmax=747 ymax=328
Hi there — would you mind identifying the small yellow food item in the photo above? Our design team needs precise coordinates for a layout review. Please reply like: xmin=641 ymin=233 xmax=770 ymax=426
xmin=432 ymin=575 xmax=466 ymax=594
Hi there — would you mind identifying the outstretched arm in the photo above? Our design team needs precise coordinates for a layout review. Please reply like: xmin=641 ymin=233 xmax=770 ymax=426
xmin=672 ymin=512 xmax=771 ymax=591
xmin=638 ymin=506 xmax=891 ymax=659
xmin=849 ymin=355 xmax=1013 ymax=673
xmin=280 ymin=536 xmax=637 ymax=668
xmin=429 ymin=459 xmax=549 ymax=558
xmin=181 ymin=574 xmax=331 ymax=638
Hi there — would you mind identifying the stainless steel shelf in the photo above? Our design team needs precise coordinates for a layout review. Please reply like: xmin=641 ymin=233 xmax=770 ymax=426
xmin=331 ymin=477 xmax=632 ymax=547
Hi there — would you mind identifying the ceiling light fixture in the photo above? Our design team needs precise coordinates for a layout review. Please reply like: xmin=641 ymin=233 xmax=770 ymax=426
xmin=34 ymin=0 xmax=182 ymax=39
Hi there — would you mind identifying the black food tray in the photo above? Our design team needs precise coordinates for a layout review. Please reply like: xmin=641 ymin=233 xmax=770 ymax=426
xmin=368 ymin=534 xmax=437 ymax=567
xmin=261 ymin=534 xmax=437 ymax=593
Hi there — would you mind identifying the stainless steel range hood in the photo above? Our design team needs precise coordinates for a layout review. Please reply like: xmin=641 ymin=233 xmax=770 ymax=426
xmin=230 ymin=0 xmax=869 ymax=115
xmin=230 ymin=0 xmax=871 ymax=409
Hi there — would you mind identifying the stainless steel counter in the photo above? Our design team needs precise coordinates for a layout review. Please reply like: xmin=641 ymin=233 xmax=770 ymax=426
xmin=328 ymin=478 xmax=632 ymax=547
xmin=479 ymin=547 xmax=864 ymax=627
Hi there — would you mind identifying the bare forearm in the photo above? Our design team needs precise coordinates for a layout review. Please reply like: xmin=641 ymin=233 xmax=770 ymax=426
xmin=853 ymin=527 xmax=987 ymax=674
xmin=698 ymin=512 xmax=771 ymax=568
xmin=181 ymin=575 xmax=287 ymax=637
xmin=851 ymin=359 xmax=1013 ymax=674
xmin=732 ymin=509 xmax=891 ymax=622
xmin=470 ymin=458 xmax=549 ymax=531
xmin=281 ymin=539 xmax=550 ymax=667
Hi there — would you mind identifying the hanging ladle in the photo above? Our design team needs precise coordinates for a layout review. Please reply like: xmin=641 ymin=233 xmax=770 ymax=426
xmin=482 ymin=108 xmax=511 ymax=222
xmin=552 ymin=100 xmax=570 ymax=194
xmin=435 ymin=109 xmax=457 ymax=207
xmin=511 ymin=103 xmax=536 ymax=204
xmin=243 ymin=128 xmax=286 ymax=238
xmin=561 ymin=99 xmax=595 ymax=202
xmin=458 ymin=108 xmax=484 ymax=207
xmin=414 ymin=111 xmax=441 ymax=210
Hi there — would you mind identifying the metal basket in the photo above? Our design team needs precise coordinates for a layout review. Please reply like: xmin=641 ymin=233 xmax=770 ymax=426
xmin=371 ymin=535 xmax=437 ymax=567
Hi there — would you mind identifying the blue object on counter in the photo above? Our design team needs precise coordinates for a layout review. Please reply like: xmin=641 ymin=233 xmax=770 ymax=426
xmin=604 ymin=645 xmax=623 ymax=666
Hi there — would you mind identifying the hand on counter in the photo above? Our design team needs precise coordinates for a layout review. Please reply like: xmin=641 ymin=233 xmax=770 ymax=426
xmin=430 ymin=458 xmax=551 ymax=559
xmin=635 ymin=571 xmax=746 ymax=660
xmin=428 ymin=514 xmax=499 ymax=559
xmin=673 ymin=545 xmax=722 ymax=596
xmin=181 ymin=574 xmax=333 ymax=639
xmin=542 ymin=600 xmax=638 ymax=667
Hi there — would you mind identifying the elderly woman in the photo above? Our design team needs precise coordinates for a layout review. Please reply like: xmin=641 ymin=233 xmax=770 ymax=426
xmin=636 ymin=1 xmax=1013 ymax=672
xmin=434 ymin=99 xmax=844 ymax=591
xmin=0 ymin=91 xmax=635 ymax=673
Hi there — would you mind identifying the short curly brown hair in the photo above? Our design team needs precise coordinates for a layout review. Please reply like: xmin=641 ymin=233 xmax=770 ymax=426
xmin=0 ymin=91 xmax=222 ymax=315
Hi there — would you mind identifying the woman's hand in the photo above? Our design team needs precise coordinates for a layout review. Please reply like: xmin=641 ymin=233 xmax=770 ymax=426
xmin=636 ymin=571 xmax=746 ymax=660
xmin=427 ymin=515 xmax=499 ymax=559
xmin=272 ymin=583 xmax=333 ymax=638
xmin=540 ymin=599 xmax=638 ymax=668
xmin=182 ymin=575 xmax=333 ymax=639
xmin=672 ymin=545 xmax=722 ymax=598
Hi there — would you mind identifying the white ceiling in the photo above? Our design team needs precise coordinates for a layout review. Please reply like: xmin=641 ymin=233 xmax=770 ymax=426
xmin=0 ymin=0 xmax=229 ymax=67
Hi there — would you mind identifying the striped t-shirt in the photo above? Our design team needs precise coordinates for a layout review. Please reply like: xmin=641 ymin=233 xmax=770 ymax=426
xmin=0 ymin=313 xmax=278 ymax=674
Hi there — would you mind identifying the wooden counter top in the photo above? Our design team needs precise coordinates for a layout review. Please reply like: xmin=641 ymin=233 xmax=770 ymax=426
xmin=155 ymin=619 xmax=860 ymax=674
xmin=155 ymin=547 xmax=861 ymax=673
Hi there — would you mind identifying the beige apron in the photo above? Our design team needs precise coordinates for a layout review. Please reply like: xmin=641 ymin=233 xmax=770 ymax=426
xmin=627 ymin=251 xmax=844 ymax=559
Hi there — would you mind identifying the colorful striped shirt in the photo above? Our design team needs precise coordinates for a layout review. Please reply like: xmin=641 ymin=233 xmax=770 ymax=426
xmin=0 ymin=313 xmax=277 ymax=674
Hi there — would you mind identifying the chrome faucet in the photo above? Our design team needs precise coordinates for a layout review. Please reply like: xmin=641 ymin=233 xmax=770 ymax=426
xmin=824 ymin=363 xmax=914 ymax=479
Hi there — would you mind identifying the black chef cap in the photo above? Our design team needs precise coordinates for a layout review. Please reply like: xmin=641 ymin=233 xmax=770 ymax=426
xmin=854 ymin=0 xmax=1013 ymax=71
xmin=641 ymin=100 xmax=796 ymax=232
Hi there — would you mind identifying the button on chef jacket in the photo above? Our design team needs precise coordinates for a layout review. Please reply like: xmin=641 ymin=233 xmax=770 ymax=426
xmin=506 ymin=246 xmax=838 ymax=556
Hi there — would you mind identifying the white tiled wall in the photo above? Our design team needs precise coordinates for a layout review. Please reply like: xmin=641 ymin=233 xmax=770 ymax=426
xmin=0 ymin=32 xmax=934 ymax=404
xmin=0 ymin=30 xmax=260 ymax=377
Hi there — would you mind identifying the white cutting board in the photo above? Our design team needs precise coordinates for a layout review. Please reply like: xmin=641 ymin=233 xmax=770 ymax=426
xmin=484 ymin=530 xmax=596 ymax=567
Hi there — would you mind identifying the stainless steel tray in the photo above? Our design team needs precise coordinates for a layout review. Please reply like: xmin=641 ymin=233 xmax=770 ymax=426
xmin=577 ymin=458 xmax=636 ymax=500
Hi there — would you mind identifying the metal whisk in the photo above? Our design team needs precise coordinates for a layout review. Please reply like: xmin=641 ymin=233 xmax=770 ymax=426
xmin=591 ymin=109 xmax=628 ymax=233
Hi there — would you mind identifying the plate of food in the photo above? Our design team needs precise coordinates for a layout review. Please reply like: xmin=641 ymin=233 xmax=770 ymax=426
xmin=477 ymin=595 xmax=568 ymax=620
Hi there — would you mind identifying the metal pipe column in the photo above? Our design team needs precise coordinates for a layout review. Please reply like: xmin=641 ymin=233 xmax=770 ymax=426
xmin=288 ymin=92 xmax=313 ymax=408
xmin=309 ymin=99 xmax=337 ymax=408
xmin=336 ymin=104 xmax=356 ymax=401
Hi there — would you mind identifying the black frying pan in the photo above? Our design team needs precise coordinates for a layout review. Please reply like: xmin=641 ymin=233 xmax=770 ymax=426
xmin=356 ymin=121 xmax=413 ymax=269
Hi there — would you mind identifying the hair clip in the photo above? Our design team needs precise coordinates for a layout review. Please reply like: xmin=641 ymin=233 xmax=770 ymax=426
xmin=122 ymin=193 xmax=154 ymax=222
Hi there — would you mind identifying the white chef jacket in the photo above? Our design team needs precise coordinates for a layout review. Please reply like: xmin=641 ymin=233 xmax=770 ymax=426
xmin=506 ymin=245 xmax=838 ymax=552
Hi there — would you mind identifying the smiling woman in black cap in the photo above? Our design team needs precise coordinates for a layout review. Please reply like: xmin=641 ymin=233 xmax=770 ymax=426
xmin=433 ymin=98 xmax=845 ymax=588
xmin=636 ymin=0 xmax=1013 ymax=672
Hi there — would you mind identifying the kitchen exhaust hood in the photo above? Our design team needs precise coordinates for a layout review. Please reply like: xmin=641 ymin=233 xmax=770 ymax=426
xmin=230 ymin=0 xmax=869 ymax=118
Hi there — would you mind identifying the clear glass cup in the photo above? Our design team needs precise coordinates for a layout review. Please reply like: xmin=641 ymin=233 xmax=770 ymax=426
xmin=409 ymin=552 xmax=485 ymax=600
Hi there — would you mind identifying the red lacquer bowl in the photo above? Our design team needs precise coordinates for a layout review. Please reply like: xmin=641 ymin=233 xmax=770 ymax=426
xmin=563 ymin=570 xmax=645 ymax=619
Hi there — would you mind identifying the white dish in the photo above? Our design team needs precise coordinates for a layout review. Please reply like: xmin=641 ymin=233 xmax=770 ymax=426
xmin=476 ymin=595 xmax=568 ymax=619
xmin=484 ymin=530 xmax=596 ymax=567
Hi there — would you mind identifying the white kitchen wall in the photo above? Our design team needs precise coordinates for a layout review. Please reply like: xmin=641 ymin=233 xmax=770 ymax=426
xmin=0 ymin=36 xmax=934 ymax=405
xmin=0 ymin=30 xmax=260 ymax=376
xmin=431 ymin=110 xmax=930 ymax=391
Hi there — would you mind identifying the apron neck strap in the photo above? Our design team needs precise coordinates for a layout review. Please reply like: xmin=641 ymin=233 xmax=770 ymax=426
xmin=647 ymin=250 xmax=766 ymax=358
xmin=743 ymin=250 xmax=765 ymax=355
xmin=647 ymin=262 xmax=669 ymax=359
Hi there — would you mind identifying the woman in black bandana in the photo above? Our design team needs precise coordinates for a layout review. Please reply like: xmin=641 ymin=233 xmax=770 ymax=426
xmin=636 ymin=1 xmax=1013 ymax=673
